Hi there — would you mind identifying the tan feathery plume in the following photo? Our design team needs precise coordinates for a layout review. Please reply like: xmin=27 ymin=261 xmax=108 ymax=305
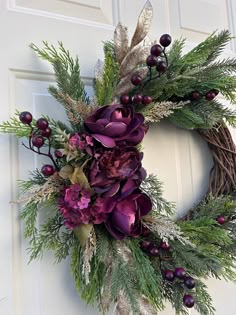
xmin=142 ymin=215 xmax=194 ymax=246
xmin=58 ymin=91 xmax=97 ymax=121
xmin=82 ymin=227 xmax=97 ymax=285
xmin=143 ymin=101 xmax=189 ymax=123
xmin=14 ymin=173 xmax=63 ymax=205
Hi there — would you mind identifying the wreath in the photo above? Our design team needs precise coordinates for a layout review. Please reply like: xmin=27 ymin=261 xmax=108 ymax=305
xmin=2 ymin=1 xmax=236 ymax=314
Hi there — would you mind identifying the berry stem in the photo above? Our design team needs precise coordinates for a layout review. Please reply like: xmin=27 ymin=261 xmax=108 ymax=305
xmin=21 ymin=142 xmax=59 ymax=170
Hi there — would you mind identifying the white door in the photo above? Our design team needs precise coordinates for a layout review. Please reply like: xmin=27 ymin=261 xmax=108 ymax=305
xmin=1 ymin=1 xmax=236 ymax=314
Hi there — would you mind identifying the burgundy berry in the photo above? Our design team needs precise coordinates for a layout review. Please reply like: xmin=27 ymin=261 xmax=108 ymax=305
xmin=217 ymin=215 xmax=225 ymax=225
xmin=55 ymin=149 xmax=63 ymax=158
xmin=160 ymin=34 xmax=172 ymax=47
xmin=191 ymin=91 xmax=201 ymax=100
xmin=142 ymin=95 xmax=152 ymax=105
xmin=36 ymin=118 xmax=49 ymax=130
xmin=131 ymin=74 xmax=142 ymax=86
xmin=205 ymin=91 xmax=216 ymax=101
xmin=32 ymin=136 xmax=44 ymax=148
xmin=163 ymin=270 xmax=175 ymax=282
xmin=184 ymin=276 xmax=195 ymax=289
xmin=146 ymin=55 xmax=157 ymax=67
xmin=139 ymin=240 xmax=151 ymax=251
xmin=19 ymin=111 xmax=33 ymax=125
xmin=212 ymin=89 xmax=219 ymax=96
xmin=141 ymin=225 xmax=151 ymax=237
xmin=41 ymin=127 xmax=52 ymax=138
xmin=132 ymin=94 xmax=143 ymax=104
xmin=120 ymin=94 xmax=131 ymax=105
xmin=41 ymin=164 xmax=55 ymax=177
xmin=156 ymin=61 xmax=167 ymax=73
xmin=183 ymin=294 xmax=195 ymax=308
xmin=160 ymin=241 xmax=170 ymax=251
xmin=148 ymin=245 xmax=159 ymax=256
xmin=150 ymin=44 xmax=163 ymax=57
xmin=174 ymin=267 xmax=186 ymax=279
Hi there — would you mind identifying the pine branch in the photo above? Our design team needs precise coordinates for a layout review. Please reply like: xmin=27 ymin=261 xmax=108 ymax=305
xmin=141 ymin=174 xmax=175 ymax=215
xmin=30 ymin=41 xmax=89 ymax=105
xmin=94 ymin=41 xmax=119 ymax=106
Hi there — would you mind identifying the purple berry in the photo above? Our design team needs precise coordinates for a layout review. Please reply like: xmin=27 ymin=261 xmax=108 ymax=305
xmin=36 ymin=118 xmax=49 ymax=130
xmin=148 ymin=245 xmax=159 ymax=256
xmin=150 ymin=44 xmax=163 ymax=57
xmin=205 ymin=91 xmax=216 ymax=101
xmin=41 ymin=127 xmax=52 ymax=138
xmin=163 ymin=270 xmax=175 ymax=282
xmin=19 ymin=111 xmax=33 ymax=125
xmin=142 ymin=95 xmax=152 ymax=105
xmin=184 ymin=276 xmax=195 ymax=289
xmin=156 ymin=61 xmax=167 ymax=73
xmin=41 ymin=164 xmax=55 ymax=177
xmin=120 ymin=94 xmax=131 ymax=105
xmin=32 ymin=136 xmax=44 ymax=148
xmin=183 ymin=294 xmax=194 ymax=308
xmin=160 ymin=34 xmax=172 ymax=47
xmin=160 ymin=241 xmax=170 ymax=251
xmin=140 ymin=240 xmax=151 ymax=251
xmin=212 ymin=89 xmax=219 ymax=96
xmin=55 ymin=150 xmax=63 ymax=158
xmin=191 ymin=91 xmax=201 ymax=100
xmin=146 ymin=55 xmax=157 ymax=67
xmin=132 ymin=94 xmax=143 ymax=104
xmin=131 ymin=74 xmax=142 ymax=86
xmin=174 ymin=267 xmax=186 ymax=279
xmin=217 ymin=215 xmax=225 ymax=225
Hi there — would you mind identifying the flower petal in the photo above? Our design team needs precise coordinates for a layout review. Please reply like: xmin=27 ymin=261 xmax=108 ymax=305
xmin=92 ymin=134 xmax=116 ymax=148
xmin=104 ymin=122 xmax=127 ymax=137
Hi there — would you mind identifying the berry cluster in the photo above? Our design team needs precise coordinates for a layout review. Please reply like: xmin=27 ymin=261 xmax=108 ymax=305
xmin=19 ymin=111 xmax=62 ymax=176
xmin=163 ymin=267 xmax=195 ymax=308
xmin=146 ymin=34 xmax=171 ymax=73
xmin=191 ymin=89 xmax=219 ymax=101
xmin=119 ymin=34 xmax=172 ymax=108
xmin=140 ymin=239 xmax=170 ymax=257
xmin=120 ymin=94 xmax=152 ymax=106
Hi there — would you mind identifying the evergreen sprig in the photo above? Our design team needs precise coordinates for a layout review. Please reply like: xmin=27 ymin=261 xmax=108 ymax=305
xmin=30 ymin=41 xmax=89 ymax=104
xmin=94 ymin=41 xmax=119 ymax=106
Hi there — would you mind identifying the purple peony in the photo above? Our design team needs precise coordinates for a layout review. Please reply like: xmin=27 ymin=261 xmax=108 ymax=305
xmin=105 ymin=192 xmax=152 ymax=240
xmin=69 ymin=133 xmax=94 ymax=156
xmin=89 ymin=146 xmax=146 ymax=198
xmin=84 ymin=104 xmax=147 ymax=148
xmin=58 ymin=184 xmax=115 ymax=229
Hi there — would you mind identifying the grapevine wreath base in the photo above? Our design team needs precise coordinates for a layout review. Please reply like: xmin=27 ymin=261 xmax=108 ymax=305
xmin=2 ymin=1 xmax=236 ymax=314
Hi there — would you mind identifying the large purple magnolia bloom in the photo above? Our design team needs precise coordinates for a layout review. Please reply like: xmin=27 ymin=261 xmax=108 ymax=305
xmin=89 ymin=146 xmax=146 ymax=198
xmin=84 ymin=104 xmax=147 ymax=148
xmin=105 ymin=192 xmax=152 ymax=240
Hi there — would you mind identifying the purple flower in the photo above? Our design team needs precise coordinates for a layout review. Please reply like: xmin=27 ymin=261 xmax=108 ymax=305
xmin=105 ymin=192 xmax=152 ymax=240
xmin=89 ymin=146 xmax=146 ymax=197
xmin=58 ymin=184 xmax=92 ymax=228
xmin=69 ymin=133 xmax=94 ymax=156
xmin=58 ymin=184 xmax=115 ymax=228
xmin=84 ymin=104 xmax=147 ymax=148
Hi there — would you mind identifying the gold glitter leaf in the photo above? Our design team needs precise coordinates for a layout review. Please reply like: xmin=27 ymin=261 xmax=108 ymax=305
xmin=119 ymin=45 xmax=149 ymax=78
xmin=130 ymin=0 xmax=153 ymax=50
xmin=115 ymin=67 xmax=148 ymax=96
xmin=114 ymin=23 xmax=129 ymax=65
